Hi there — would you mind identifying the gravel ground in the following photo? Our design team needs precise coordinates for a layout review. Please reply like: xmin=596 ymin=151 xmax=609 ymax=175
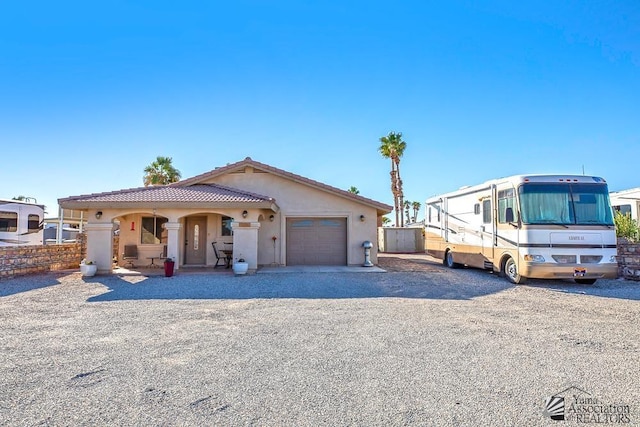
xmin=1 ymin=254 xmax=639 ymax=426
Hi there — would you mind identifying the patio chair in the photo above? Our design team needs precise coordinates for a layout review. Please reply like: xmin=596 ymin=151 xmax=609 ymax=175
xmin=122 ymin=244 xmax=138 ymax=268
xmin=211 ymin=242 xmax=226 ymax=268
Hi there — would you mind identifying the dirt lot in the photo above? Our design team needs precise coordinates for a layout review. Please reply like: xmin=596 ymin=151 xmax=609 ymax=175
xmin=1 ymin=255 xmax=639 ymax=426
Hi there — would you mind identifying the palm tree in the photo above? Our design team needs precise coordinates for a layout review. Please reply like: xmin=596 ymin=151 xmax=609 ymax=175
xmin=382 ymin=216 xmax=391 ymax=226
xmin=143 ymin=156 xmax=182 ymax=186
xmin=404 ymin=200 xmax=411 ymax=224
xmin=347 ymin=186 xmax=360 ymax=195
xmin=378 ymin=131 xmax=407 ymax=226
xmin=412 ymin=201 xmax=421 ymax=223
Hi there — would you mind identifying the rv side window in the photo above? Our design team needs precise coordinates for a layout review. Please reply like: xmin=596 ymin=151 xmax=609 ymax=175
xmin=428 ymin=207 xmax=431 ymax=223
xmin=613 ymin=205 xmax=632 ymax=216
xmin=474 ymin=204 xmax=480 ymax=215
xmin=498 ymin=189 xmax=516 ymax=223
xmin=28 ymin=214 xmax=40 ymax=231
xmin=482 ymin=200 xmax=491 ymax=224
xmin=0 ymin=211 xmax=18 ymax=232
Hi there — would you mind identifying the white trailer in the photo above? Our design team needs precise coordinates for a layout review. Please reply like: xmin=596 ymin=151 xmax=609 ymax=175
xmin=0 ymin=199 xmax=45 ymax=246
xmin=425 ymin=175 xmax=617 ymax=284
xmin=609 ymin=187 xmax=640 ymax=222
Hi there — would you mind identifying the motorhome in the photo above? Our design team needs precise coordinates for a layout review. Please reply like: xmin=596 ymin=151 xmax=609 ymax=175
xmin=0 ymin=199 xmax=45 ymax=246
xmin=609 ymin=187 xmax=640 ymax=222
xmin=425 ymin=175 xmax=617 ymax=284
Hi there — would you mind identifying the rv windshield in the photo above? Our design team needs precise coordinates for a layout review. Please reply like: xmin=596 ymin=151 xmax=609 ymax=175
xmin=519 ymin=183 xmax=614 ymax=226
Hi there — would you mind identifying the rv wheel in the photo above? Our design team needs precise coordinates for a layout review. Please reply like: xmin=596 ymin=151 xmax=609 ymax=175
xmin=445 ymin=251 xmax=461 ymax=269
xmin=504 ymin=257 xmax=526 ymax=284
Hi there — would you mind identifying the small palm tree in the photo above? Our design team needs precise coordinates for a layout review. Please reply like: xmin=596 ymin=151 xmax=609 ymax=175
xmin=412 ymin=201 xmax=421 ymax=222
xmin=347 ymin=186 xmax=360 ymax=195
xmin=382 ymin=216 xmax=391 ymax=226
xmin=379 ymin=131 xmax=407 ymax=227
xmin=143 ymin=156 xmax=182 ymax=186
xmin=404 ymin=200 xmax=411 ymax=223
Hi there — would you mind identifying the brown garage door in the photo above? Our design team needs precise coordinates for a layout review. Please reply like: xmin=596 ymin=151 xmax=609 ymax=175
xmin=286 ymin=218 xmax=347 ymax=265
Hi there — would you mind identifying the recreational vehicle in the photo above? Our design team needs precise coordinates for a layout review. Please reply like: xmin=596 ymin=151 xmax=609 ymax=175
xmin=609 ymin=187 xmax=640 ymax=222
xmin=425 ymin=175 xmax=617 ymax=284
xmin=0 ymin=199 xmax=45 ymax=246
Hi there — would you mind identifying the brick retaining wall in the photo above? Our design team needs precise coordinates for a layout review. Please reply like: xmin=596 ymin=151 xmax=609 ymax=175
xmin=0 ymin=234 xmax=86 ymax=280
xmin=617 ymin=239 xmax=640 ymax=281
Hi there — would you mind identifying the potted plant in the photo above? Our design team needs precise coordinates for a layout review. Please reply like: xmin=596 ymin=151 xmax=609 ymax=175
xmin=163 ymin=257 xmax=175 ymax=277
xmin=233 ymin=255 xmax=249 ymax=275
xmin=80 ymin=259 xmax=97 ymax=277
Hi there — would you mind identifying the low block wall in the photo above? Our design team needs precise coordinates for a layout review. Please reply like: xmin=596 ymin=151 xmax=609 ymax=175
xmin=617 ymin=239 xmax=640 ymax=281
xmin=0 ymin=234 xmax=86 ymax=280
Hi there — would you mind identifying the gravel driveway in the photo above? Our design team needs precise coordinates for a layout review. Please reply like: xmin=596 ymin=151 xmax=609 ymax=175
xmin=1 ymin=255 xmax=639 ymax=426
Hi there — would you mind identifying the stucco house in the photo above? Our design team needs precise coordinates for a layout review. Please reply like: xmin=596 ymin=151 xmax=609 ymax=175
xmin=59 ymin=157 xmax=393 ymax=274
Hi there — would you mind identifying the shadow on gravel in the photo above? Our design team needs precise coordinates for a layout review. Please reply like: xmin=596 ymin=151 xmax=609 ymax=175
xmin=523 ymin=278 xmax=640 ymax=301
xmin=0 ymin=275 xmax=62 ymax=297
xmin=85 ymin=271 xmax=513 ymax=302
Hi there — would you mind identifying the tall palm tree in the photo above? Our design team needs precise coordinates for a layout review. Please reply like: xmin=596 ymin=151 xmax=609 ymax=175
xmin=347 ymin=186 xmax=360 ymax=195
xmin=378 ymin=131 xmax=407 ymax=226
xmin=143 ymin=156 xmax=182 ymax=186
xmin=412 ymin=201 xmax=421 ymax=223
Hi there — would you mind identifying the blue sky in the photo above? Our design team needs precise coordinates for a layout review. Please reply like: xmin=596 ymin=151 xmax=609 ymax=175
xmin=1 ymin=1 xmax=638 ymax=221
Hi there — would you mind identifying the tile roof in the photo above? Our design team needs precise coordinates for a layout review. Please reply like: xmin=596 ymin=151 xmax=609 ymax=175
xmin=59 ymin=183 xmax=275 ymax=208
xmin=59 ymin=157 xmax=393 ymax=215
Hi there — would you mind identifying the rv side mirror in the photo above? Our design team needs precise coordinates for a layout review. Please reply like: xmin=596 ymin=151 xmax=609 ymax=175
xmin=505 ymin=207 xmax=514 ymax=223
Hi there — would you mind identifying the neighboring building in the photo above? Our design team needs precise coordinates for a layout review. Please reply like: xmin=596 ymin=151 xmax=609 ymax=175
xmin=0 ymin=199 xmax=44 ymax=246
xmin=59 ymin=157 xmax=393 ymax=273
xmin=610 ymin=187 xmax=640 ymax=221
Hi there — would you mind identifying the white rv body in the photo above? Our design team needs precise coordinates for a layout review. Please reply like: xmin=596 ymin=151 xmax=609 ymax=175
xmin=0 ymin=199 xmax=45 ymax=246
xmin=609 ymin=187 xmax=640 ymax=222
xmin=425 ymin=175 xmax=617 ymax=284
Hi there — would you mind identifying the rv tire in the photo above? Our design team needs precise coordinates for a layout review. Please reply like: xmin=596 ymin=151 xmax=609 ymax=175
xmin=504 ymin=256 xmax=526 ymax=284
xmin=445 ymin=250 xmax=461 ymax=269
xmin=575 ymin=278 xmax=597 ymax=285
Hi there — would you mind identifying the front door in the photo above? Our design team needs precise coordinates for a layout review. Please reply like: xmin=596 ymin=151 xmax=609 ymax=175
xmin=185 ymin=216 xmax=207 ymax=265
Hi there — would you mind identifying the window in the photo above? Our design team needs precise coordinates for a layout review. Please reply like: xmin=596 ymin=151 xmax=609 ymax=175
xmin=0 ymin=211 xmax=17 ymax=232
xmin=498 ymin=189 xmax=516 ymax=223
xmin=428 ymin=207 xmax=431 ymax=223
xmin=141 ymin=216 xmax=168 ymax=244
xmin=221 ymin=216 xmax=233 ymax=236
xmin=28 ymin=214 xmax=40 ymax=231
xmin=482 ymin=200 xmax=491 ymax=224
xmin=614 ymin=205 xmax=632 ymax=216
xmin=519 ymin=183 xmax=614 ymax=225
xmin=474 ymin=203 xmax=480 ymax=215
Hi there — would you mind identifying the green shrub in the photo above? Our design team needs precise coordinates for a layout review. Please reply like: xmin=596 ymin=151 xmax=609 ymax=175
xmin=614 ymin=210 xmax=639 ymax=242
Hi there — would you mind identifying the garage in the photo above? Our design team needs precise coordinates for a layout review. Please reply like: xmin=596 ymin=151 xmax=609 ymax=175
xmin=286 ymin=217 xmax=347 ymax=265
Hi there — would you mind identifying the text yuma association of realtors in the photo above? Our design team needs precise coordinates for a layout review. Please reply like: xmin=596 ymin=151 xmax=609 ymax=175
xmin=568 ymin=395 xmax=631 ymax=424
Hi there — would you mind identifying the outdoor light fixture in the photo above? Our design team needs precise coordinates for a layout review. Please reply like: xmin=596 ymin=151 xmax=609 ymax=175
xmin=269 ymin=214 xmax=275 ymax=222
xmin=95 ymin=211 xmax=103 ymax=219
xmin=359 ymin=214 xmax=365 ymax=222
xmin=130 ymin=221 xmax=135 ymax=231
xmin=242 ymin=210 xmax=248 ymax=218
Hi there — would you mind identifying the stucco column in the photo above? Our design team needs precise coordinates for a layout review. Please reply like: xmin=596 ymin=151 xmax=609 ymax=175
xmin=231 ymin=221 xmax=261 ymax=270
xmin=84 ymin=222 xmax=115 ymax=273
xmin=164 ymin=222 xmax=182 ymax=270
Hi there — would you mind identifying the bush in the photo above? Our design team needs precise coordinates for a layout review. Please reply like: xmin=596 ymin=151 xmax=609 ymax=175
xmin=614 ymin=210 xmax=639 ymax=242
